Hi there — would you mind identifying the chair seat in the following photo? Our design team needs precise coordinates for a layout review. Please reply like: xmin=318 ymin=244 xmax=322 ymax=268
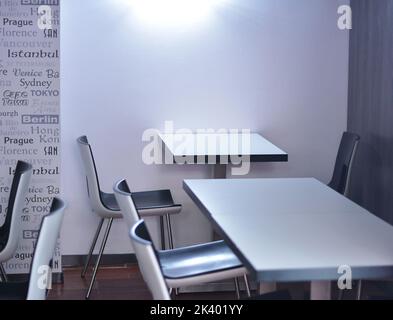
xmin=101 ymin=190 xmax=182 ymax=216
xmin=0 ymin=282 xmax=28 ymax=300
xmin=159 ymin=240 xmax=242 ymax=280
xmin=100 ymin=192 xmax=121 ymax=211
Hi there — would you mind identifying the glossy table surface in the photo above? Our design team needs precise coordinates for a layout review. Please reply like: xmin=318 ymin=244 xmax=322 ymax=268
xmin=184 ymin=178 xmax=393 ymax=282
xmin=159 ymin=133 xmax=288 ymax=163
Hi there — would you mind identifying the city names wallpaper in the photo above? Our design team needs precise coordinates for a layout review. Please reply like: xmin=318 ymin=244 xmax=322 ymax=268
xmin=0 ymin=0 xmax=61 ymax=275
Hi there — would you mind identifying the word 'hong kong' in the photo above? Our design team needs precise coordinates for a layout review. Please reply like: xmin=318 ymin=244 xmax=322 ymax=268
xmin=142 ymin=121 xmax=251 ymax=176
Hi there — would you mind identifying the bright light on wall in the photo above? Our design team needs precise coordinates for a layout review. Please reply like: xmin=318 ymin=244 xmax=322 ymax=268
xmin=127 ymin=0 xmax=228 ymax=28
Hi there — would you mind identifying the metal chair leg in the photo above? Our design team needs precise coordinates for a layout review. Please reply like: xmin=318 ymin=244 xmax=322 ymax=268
xmin=244 ymin=274 xmax=251 ymax=298
xmin=165 ymin=214 xmax=174 ymax=249
xmin=357 ymin=280 xmax=363 ymax=300
xmin=0 ymin=263 xmax=8 ymax=283
xmin=165 ymin=214 xmax=179 ymax=295
xmin=234 ymin=278 xmax=241 ymax=300
xmin=85 ymin=218 xmax=113 ymax=299
xmin=160 ymin=216 xmax=166 ymax=250
xmin=81 ymin=218 xmax=105 ymax=278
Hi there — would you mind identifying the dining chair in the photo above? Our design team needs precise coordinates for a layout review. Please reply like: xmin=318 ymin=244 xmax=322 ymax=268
xmin=114 ymin=178 xmax=251 ymax=299
xmin=0 ymin=161 xmax=33 ymax=282
xmin=328 ymin=132 xmax=362 ymax=300
xmin=328 ymin=131 xmax=360 ymax=196
xmin=0 ymin=198 xmax=66 ymax=300
xmin=130 ymin=219 xmax=250 ymax=300
xmin=77 ymin=136 xmax=182 ymax=299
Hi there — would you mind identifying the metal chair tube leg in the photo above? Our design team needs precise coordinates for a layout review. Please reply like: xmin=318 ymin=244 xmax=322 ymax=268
xmin=165 ymin=214 xmax=179 ymax=295
xmin=0 ymin=263 xmax=8 ymax=283
xmin=81 ymin=218 xmax=105 ymax=278
xmin=160 ymin=216 xmax=166 ymax=250
xmin=244 ymin=274 xmax=251 ymax=298
xmin=85 ymin=218 xmax=113 ymax=299
xmin=357 ymin=280 xmax=363 ymax=300
xmin=165 ymin=214 xmax=174 ymax=249
xmin=234 ymin=278 xmax=241 ymax=300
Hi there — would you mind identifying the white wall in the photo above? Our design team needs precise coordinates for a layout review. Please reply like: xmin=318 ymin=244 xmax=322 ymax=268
xmin=61 ymin=0 xmax=349 ymax=255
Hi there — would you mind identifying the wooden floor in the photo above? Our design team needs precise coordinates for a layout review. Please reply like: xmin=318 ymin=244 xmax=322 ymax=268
xmin=48 ymin=265 xmax=237 ymax=300
xmin=48 ymin=265 xmax=392 ymax=300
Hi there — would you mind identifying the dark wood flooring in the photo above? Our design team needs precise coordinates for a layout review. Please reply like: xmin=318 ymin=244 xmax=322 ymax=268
xmin=48 ymin=265 xmax=393 ymax=300
xmin=48 ymin=265 xmax=237 ymax=300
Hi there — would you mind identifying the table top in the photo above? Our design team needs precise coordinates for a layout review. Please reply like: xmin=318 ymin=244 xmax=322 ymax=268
xmin=183 ymin=178 xmax=393 ymax=282
xmin=159 ymin=133 xmax=288 ymax=163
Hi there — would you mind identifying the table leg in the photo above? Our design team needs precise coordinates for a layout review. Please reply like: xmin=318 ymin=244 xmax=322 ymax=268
xmin=213 ymin=164 xmax=227 ymax=179
xmin=310 ymin=281 xmax=331 ymax=300
xmin=212 ymin=164 xmax=227 ymax=241
xmin=259 ymin=282 xmax=277 ymax=295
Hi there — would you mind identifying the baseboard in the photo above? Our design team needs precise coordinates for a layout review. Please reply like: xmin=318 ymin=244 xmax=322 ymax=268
xmin=4 ymin=255 xmax=136 ymax=285
xmin=62 ymin=254 xmax=137 ymax=268
xmin=7 ymin=273 xmax=64 ymax=284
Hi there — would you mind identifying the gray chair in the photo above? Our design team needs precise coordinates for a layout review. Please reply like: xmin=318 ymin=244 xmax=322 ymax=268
xmin=130 ymin=219 xmax=250 ymax=300
xmin=328 ymin=131 xmax=360 ymax=197
xmin=77 ymin=136 xmax=182 ymax=299
xmin=0 ymin=198 xmax=66 ymax=300
xmin=0 ymin=161 xmax=33 ymax=282
xmin=328 ymin=132 xmax=361 ymax=300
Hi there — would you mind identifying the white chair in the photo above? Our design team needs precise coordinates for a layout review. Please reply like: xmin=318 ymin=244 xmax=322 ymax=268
xmin=131 ymin=220 xmax=250 ymax=300
xmin=0 ymin=161 xmax=33 ymax=282
xmin=77 ymin=136 xmax=182 ymax=299
xmin=0 ymin=198 xmax=66 ymax=300
xmin=114 ymin=179 xmax=250 ymax=299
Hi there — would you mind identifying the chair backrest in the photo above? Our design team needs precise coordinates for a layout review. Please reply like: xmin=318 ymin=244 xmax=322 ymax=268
xmin=0 ymin=161 xmax=32 ymax=262
xmin=130 ymin=220 xmax=170 ymax=300
xmin=113 ymin=179 xmax=140 ymax=229
xmin=77 ymin=136 xmax=103 ymax=212
xmin=329 ymin=132 xmax=360 ymax=196
xmin=27 ymin=198 xmax=66 ymax=300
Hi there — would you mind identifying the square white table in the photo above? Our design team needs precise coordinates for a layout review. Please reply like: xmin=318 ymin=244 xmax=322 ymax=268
xmin=159 ymin=133 xmax=288 ymax=178
xmin=183 ymin=178 xmax=393 ymax=300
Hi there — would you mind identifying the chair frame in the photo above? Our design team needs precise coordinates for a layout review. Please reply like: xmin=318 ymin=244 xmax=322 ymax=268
xmin=78 ymin=136 xmax=181 ymax=299
xmin=27 ymin=198 xmax=66 ymax=300
xmin=0 ymin=161 xmax=33 ymax=282
xmin=130 ymin=220 xmax=250 ymax=300
xmin=328 ymin=131 xmax=360 ymax=197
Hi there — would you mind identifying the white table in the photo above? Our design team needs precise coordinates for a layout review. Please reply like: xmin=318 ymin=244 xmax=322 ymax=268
xmin=183 ymin=178 xmax=393 ymax=300
xmin=159 ymin=133 xmax=287 ymax=178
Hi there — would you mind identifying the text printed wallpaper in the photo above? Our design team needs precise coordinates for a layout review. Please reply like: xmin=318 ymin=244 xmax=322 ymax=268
xmin=0 ymin=0 xmax=61 ymax=274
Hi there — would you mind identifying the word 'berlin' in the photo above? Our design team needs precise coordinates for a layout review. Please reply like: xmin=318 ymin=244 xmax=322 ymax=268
xmin=21 ymin=0 xmax=59 ymax=5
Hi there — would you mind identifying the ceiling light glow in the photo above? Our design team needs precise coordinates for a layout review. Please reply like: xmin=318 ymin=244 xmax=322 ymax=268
xmin=128 ymin=0 xmax=227 ymax=28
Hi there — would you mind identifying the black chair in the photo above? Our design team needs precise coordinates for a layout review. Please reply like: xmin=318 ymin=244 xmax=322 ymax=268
xmin=0 ymin=161 xmax=33 ymax=282
xmin=0 ymin=198 xmax=66 ymax=300
xmin=77 ymin=136 xmax=182 ymax=299
xmin=329 ymin=132 xmax=361 ymax=300
xmin=328 ymin=131 xmax=360 ymax=196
